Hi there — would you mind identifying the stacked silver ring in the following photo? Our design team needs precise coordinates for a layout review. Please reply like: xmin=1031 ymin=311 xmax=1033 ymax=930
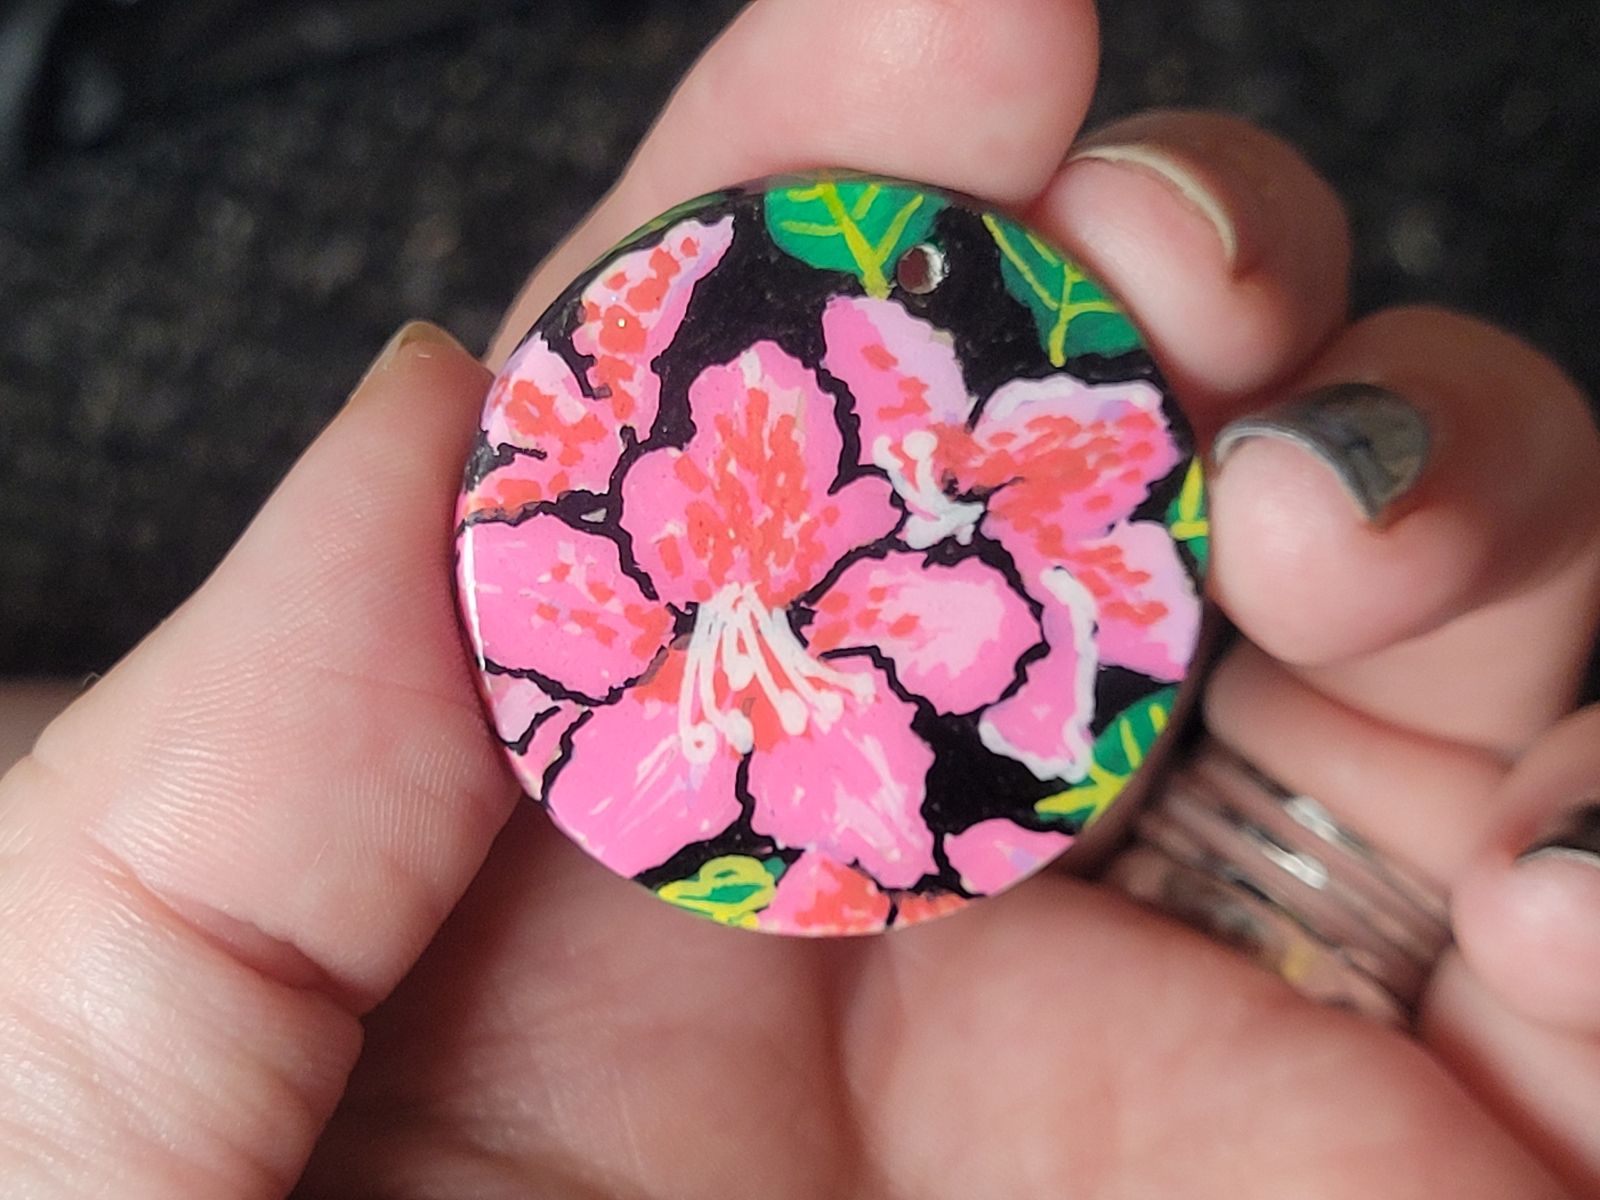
xmin=1109 ymin=735 xmax=1454 ymax=1026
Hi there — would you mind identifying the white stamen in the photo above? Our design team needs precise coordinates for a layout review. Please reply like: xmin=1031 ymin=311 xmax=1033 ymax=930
xmin=675 ymin=582 xmax=870 ymax=759
xmin=871 ymin=433 xmax=982 ymax=550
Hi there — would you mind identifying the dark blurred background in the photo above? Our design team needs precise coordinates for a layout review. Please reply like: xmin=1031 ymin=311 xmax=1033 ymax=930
xmin=1 ymin=0 xmax=1597 ymax=678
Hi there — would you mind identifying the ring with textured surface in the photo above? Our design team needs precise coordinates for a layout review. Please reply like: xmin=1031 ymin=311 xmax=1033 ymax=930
xmin=1107 ymin=730 xmax=1453 ymax=1026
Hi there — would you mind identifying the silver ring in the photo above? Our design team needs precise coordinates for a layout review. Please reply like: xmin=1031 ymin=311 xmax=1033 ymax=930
xmin=1106 ymin=733 xmax=1453 ymax=1026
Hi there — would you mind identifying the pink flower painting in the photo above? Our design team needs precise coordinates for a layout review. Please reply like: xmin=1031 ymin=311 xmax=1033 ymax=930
xmin=455 ymin=182 xmax=1205 ymax=935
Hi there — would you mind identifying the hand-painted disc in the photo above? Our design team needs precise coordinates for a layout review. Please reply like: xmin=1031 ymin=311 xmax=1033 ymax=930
xmin=454 ymin=174 xmax=1208 ymax=935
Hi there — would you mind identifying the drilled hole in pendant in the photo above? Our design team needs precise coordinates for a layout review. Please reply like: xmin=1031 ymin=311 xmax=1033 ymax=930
xmin=895 ymin=243 xmax=947 ymax=295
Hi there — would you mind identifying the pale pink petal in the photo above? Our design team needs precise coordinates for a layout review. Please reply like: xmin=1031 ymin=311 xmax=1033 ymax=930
xmin=757 ymin=852 xmax=891 ymax=936
xmin=962 ymin=375 xmax=1182 ymax=556
xmin=457 ymin=514 xmax=672 ymax=701
xmin=572 ymin=215 xmax=735 ymax=437
xmin=545 ymin=655 xmax=742 ymax=877
xmin=821 ymin=295 xmax=972 ymax=443
xmin=746 ymin=659 xmax=936 ymax=889
xmin=978 ymin=566 xmax=1098 ymax=783
xmin=506 ymin=704 xmax=584 ymax=802
xmin=622 ymin=341 xmax=899 ymax=608
xmin=944 ymin=819 xmax=1072 ymax=895
xmin=471 ymin=334 xmax=622 ymax=511
xmin=822 ymin=296 xmax=980 ymax=548
xmin=482 ymin=673 xmax=561 ymax=743
xmin=1060 ymin=521 xmax=1201 ymax=681
xmin=807 ymin=553 xmax=1039 ymax=714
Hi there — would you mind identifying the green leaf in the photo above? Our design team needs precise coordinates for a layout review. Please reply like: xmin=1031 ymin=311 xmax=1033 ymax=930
xmin=765 ymin=179 xmax=946 ymax=297
xmin=1165 ymin=458 xmax=1210 ymax=573
xmin=655 ymin=855 xmax=786 ymax=928
xmin=982 ymin=213 xmax=1143 ymax=365
xmin=1036 ymin=687 xmax=1178 ymax=830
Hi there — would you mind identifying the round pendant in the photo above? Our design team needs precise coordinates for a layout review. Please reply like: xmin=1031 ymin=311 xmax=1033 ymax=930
xmin=454 ymin=174 xmax=1208 ymax=935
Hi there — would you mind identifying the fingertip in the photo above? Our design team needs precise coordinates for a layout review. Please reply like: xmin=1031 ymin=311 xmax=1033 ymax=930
xmin=1455 ymin=851 xmax=1600 ymax=1036
xmin=1036 ymin=109 xmax=1350 ymax=406
xmin=492 ymin=0 xmax=1104 ymax=362
xmin=1210 ymin=432 xmax=1476 ymax=664
xmin=670 ymin=0 xmax=1100 ymax=203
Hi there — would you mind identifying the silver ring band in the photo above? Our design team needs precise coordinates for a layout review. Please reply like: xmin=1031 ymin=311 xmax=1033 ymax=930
xmin=1107 ymin=734 xmax=1453 ymax=1026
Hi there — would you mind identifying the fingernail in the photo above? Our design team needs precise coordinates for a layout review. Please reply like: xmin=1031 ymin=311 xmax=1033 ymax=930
xmin=1212 ymin=383 xmax=1431 ymax=523
xmin=1065 ymin=142 xmax=1240 ymax=269
xmin=357 ymin=320 xmax=464 ymax=392
xmin=1518 ymin=803 xmax=1600 ymax=870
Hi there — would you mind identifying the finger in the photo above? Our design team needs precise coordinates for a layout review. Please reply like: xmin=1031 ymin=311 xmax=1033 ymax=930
xmin=1204 ymin=640 xmax=1505 ymax=884
xmin=489 ymin=0 xmax=1101 ymax=364
xmin=1451 ymin=706 xmax=1600 ymax=1034
xmin=1025 ymin=109 xmax=1352 ymax=416
xmin=0 ymin=324 xmax=512 ymax=1195
xmin=1425 ymin=955 xmax=1600 ymax=1198
xmin=0 ymin=680 xmax=78 ymax=774
xmin=1210 ymin=307 xmax=1600 ymax=753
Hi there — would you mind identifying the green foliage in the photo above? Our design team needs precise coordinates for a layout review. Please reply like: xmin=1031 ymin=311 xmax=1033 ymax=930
xmin=765 ymin=179 xmax=946 ymax=297
xmin=1165 ymin=459 xmax=1210 ymax=573
xmin=1036 ymin=687 xmax=1178 ymax=829
xmin=655 ymin=855 xmax=786 ymax=928
xmin=983 ymin=212 xmax=1142 ymax=365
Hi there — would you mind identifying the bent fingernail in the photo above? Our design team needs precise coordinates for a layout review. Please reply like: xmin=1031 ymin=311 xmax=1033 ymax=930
xmin=1213 ymin=383 xmax=1431 ymax=523
xmin=1518 ymin=803 xmax=1600 ymax=870
xmin=358 ymin=320 xmax=464 ymax=392
xmin=1065 ymin=142 xmax=1239 ymax=269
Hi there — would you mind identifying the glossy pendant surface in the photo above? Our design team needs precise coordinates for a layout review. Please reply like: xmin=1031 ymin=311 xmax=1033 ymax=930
xmin=454 ymin=174 xmax=1208 ymax=935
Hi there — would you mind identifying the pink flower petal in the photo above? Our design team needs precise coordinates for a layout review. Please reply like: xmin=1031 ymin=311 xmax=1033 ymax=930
xmin=746 ymin=659 xmax=936 ymax=889
xmin=978 ymin=566 xmax=1098 ymax=783
xmin=892 ymin=890 xmax=968 ymax=928
xmin=506 ymin=704 xmax=584 ymax=803
xmin=1060 ymin=521 xmax=1201 ymax=681
xmin=471 ymin=334 xmax=622 ymax=512
xmin=821 ymin=295 xmax=972 ymax=442
xmin=481 ymin=673 xmax=562 ymax=744
xmin=821 ymin=296 xmax=981 ymax=548
xmin=963 ymin=375 xmax=1182 ymax=558
xmin=572 ymin=215 xmax=735 ymax=437
xmin=757 ymin=852 xmax=891 ymax=936
xmin=944 ymin=819 xmax=1072 ymax=895
xmin=622 ymin=341 xmax=899 ymax=608
xmin=457 ymin=513 xmax=673 ymax=701
xmin=545 ymin=654 xmax=742 ymax=877
xmin=807 ymin=552 xmax=1040 ymax=714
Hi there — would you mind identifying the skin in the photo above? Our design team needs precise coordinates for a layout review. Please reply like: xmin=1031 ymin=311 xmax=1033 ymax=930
xmin=2 ymin=1 xmax=1598 ymax=1196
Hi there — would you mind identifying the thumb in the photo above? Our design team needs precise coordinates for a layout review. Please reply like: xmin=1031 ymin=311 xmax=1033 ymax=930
xmin=0 ymin=322 xmax=515 ymax=1197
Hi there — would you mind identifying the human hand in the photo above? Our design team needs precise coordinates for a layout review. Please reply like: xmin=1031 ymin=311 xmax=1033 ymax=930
xmin=3 ymin=1 xmax=1598 ymax=1196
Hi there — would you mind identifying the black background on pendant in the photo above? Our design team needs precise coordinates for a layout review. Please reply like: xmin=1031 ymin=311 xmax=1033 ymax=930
xmin=490 ymin=181 xmax=1198 ymax=900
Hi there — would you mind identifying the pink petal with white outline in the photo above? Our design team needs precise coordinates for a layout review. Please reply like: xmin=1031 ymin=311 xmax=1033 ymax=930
xmin=746 ymin=658 xmax=936 ymax=889
xmin=1061 ymin=521 xmax=1201 ymax=682
xmin=572 ymin=215 xmax=735 ymax=437
xmin=807 ymin=552 xmax=1040 ymax=715
xmin=545 ymin=655 xmax=743 ymax=878
xmin=822 ymin=296 xmax=981 ymax=548
xmin=622 ymin=340 xmax=899 ymax=608
xmin=962 ymin=374 xmax=1181 ymax=553
xmin=757 ymin=852 xmax=892 ymax=937
xmin=457 ymin=514 xmax=672 ymax=701
xmin=944 ymin=819 xmax=1072 ymax=895
xmin=978 ymin=566 xmax=1099 ymax=783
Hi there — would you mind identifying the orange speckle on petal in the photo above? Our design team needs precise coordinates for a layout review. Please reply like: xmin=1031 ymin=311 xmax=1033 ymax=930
xmin=887 ymin=613 xmax=919 ymax=638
